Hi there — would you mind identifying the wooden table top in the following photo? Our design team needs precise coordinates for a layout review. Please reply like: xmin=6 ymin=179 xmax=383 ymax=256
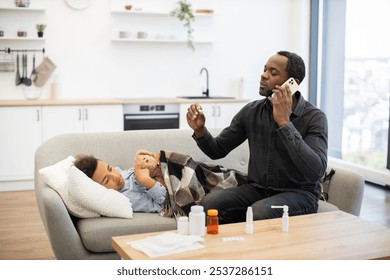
xmin=112 ymin=211 xmax=390 ymax=260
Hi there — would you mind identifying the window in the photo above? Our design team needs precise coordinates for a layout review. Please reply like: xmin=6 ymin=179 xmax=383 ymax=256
xmin=310 ymin=0 xmax=390 ymax=184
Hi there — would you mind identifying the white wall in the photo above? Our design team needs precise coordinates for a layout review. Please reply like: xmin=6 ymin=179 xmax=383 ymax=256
xmin=0 ymin=0 xmax=311 ymax=101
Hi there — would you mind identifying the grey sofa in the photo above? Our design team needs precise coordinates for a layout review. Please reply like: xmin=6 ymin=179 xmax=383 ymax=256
xmin=34 ymin=128 xmax=365 ymax=260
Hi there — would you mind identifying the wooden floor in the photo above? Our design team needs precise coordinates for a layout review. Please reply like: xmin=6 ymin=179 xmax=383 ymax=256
xmin=0 ymin=190 xmax=55 ymax=260
xmin=0 ymin=182 xmax=389 ymax=260
xmin=359 ymin=183 xmax=390 ymax=228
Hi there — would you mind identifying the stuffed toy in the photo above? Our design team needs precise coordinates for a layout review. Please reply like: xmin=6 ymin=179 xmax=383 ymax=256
xmin=134 ymin=150 xmax=165 ymax=187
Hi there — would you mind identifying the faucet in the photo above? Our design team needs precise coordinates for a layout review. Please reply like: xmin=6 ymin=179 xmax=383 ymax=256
xmin=200 ymin=67 xmax=209 ymax=98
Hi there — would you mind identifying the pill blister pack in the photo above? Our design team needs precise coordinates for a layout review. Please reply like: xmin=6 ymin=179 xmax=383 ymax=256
xmin=221 ymin=236 xmax=245 ymax=242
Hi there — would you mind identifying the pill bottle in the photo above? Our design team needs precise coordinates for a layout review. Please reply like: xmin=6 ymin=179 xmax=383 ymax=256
xmin=207 ymin=209 xmax=219 ymax=234
xmin=189 ymin=205 xmax=205 ymax=236
xmin=177 ymin=216 xmax=189 ymax=235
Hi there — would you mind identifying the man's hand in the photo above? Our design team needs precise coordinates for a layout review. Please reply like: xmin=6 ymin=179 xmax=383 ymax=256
xmin=268 ymin=84 xmax=293 ymax=127
xmin=186 ymin=103 xmax=206 ymax=137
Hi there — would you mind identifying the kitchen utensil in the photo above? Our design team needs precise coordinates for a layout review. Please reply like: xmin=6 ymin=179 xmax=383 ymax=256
xmin=20 ymin=54 xmax=25 ymax=83
xmin=15 ymin=54 xmax=22 ymax=85
xmin=30 ymin=53 xmax=37 ymax=82
xmin=22 ymin=54 xmax=32 ymax=86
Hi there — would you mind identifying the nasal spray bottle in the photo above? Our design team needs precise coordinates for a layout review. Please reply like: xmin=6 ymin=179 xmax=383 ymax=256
xmin=245 ymin=206 xmax=254 ymax=234
xmin=271 ymin=205 xmax=289 ymax=232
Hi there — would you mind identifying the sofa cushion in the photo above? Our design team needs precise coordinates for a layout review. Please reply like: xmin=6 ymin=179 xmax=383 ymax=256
xmin=318 ymin=200 xmax=339 ymax=212
xmin=76 ymin=213 xmax=177 ymax=252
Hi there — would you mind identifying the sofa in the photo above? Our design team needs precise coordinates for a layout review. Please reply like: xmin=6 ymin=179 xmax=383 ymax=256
xmin=34 ymin=128 xmax=365 ymax=260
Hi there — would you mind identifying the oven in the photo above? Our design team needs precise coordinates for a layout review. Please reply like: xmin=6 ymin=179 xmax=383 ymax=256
xmin=123 ymin=103 xmax=180 ymax=130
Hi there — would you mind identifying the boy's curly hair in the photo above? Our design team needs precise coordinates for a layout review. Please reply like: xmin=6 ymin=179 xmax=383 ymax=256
xmin=73 ymin=154 xmax=98 ymax=179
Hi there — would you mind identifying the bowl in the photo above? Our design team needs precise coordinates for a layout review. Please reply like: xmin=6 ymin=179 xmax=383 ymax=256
xmin=125 ymin=5 xmax=132 ymax=10
xmin=17 ymin=31 xmax=27 ymax=37
xmin=23 ymin=87 xmax=42 ymax=100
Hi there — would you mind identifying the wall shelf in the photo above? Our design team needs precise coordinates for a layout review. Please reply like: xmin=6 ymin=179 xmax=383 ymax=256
xmin=111 ymin=10 xmax=170 ymax=16
xmin=0 ymin=7 xmax=46 ymax=12
xmin=0 ymin=3 xmax=46 ymax=42
xmin=111 ymin=10 xmax=213 ymax=17
xmin=111 ymin=4 xmax=214 ymax=47
xmin=0 ymin=37 xmax=45 ymax=41
xmin=111 ymin=38 xmax=213 ymax=44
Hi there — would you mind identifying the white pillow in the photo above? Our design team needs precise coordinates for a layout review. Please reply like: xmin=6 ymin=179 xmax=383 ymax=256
xmin=38 ymin=156 xmax=100 ymax=218
xmin=66 ymin=166 xmax=133 ymax=219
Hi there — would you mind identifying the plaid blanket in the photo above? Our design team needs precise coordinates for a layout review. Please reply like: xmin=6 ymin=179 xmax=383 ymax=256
xmin=159 ymin=150 xmax=247 ymax=217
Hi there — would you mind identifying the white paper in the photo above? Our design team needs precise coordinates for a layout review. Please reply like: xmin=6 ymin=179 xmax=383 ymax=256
xmin=128 ymin=232 xmax=205 ymax=258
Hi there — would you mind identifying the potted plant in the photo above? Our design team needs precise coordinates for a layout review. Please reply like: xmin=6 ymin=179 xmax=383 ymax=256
xmin=171 ymin=0 xmax=195 ymax=50
xmin=36 ymin=24 xmax=46 ymax=37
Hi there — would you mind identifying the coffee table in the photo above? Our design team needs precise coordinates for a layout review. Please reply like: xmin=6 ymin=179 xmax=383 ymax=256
xmin=112 ymin=211 xmax=390 ymax=260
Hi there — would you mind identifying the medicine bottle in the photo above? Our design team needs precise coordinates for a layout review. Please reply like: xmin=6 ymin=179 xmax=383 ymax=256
xmin=189 ymin=205 xmax=205 ymax=236
xmin=177 ymin=216 xmax=189 ymax=235
xmin=207 ymin=209 xmax=219 ymax=234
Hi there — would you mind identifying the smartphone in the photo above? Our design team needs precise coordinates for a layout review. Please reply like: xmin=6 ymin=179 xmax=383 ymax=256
xmin=271 ymin=77 xmax=299 ymax=99
xmin=282 ymin=77 xmax=299 ymax=94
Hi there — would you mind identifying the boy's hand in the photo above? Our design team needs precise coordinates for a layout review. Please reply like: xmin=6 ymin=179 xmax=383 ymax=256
xmin=134 ymin=168 xmax=155 ymax=189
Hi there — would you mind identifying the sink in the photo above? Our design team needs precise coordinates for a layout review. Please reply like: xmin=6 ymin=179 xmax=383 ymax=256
xmin=177 ymin=96 xmax=235 ymax=99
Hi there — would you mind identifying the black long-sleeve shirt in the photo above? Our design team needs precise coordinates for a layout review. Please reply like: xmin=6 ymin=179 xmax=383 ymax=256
xmin=193 ymin=92 xmax=328 ymax=197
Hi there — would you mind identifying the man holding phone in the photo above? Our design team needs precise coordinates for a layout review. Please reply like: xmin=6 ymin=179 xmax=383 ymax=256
xmin=186 ymin=51 xmax=328 ymax=223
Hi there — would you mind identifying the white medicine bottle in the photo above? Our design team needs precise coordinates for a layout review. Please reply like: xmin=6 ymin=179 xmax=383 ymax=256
xmin=177 ymin=216 xmax=189 ymax=235
xmin=189 ymin=205 xmax=205 ymax=236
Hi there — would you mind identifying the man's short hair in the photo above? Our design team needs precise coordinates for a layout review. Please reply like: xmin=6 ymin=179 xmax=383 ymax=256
xmin=277 ymin=51 xmax=305 ymax=84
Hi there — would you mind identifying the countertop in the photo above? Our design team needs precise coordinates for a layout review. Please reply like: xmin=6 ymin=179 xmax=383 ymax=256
xmin=0 ymin=97 xmax=249 ymax=107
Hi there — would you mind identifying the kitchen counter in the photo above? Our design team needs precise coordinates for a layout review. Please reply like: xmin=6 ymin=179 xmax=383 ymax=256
xmin=0 ymin=97 xmax=249 ymax=107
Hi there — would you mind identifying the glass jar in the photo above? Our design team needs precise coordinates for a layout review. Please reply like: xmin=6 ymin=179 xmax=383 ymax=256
xmin=207 ymin=209 xmax=219 ymax=234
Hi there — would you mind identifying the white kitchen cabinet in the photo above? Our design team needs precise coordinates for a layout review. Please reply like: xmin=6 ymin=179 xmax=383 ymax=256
xmin=42 ymin=105 xmax=124 ymax=141
xmin=179 ymin=102 xmax=245 ymax=129
xmin=82 ymin=105 xmax=124 ymax=133
xmin=0 ymin=104 xmax=123 ymax=183
xmin=41 ymin=106 xmax=83 ymax=140
xmin=0 ymin=106 xmax=42 ymax=181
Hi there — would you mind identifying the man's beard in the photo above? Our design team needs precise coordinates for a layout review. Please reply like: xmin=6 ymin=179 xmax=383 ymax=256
xmin=259 ymin=87 xmax=273 ymax=97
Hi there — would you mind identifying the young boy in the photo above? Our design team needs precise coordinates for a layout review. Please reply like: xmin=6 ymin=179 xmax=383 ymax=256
xmin=73 ymin=154 xmax=167 ymax=213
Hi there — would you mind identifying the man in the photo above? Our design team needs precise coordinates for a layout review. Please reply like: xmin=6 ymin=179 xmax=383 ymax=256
xmin=186 ymin=51 xmax=328 ymax=223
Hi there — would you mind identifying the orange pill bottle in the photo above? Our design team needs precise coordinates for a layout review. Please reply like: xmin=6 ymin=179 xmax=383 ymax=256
xmin=206 ymin=209 xmax=219 ymax=234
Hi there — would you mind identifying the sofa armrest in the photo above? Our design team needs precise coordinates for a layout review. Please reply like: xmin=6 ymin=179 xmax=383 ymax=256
xmin=37 ymin=185 xmax=88 ymax=258
xmin=326 ymin=168 xmax=365 ymax=216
